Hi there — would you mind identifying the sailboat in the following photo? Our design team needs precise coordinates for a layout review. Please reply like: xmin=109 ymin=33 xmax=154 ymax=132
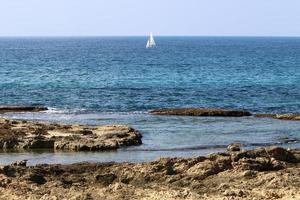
xmin=146 ymin=32 xmax=156 ymax=48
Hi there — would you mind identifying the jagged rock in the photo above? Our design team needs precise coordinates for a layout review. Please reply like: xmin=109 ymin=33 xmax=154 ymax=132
xmin=149 ymin=108 xmax=251 ymax=117
xmin=0 ymin=118 xmax=142 ymax=151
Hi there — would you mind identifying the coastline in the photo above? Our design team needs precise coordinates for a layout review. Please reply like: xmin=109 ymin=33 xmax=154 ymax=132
xmin=0 ymin=107 xmax=300 ymax=199
xmin=0 ymin=146 xmax=299 ymax=200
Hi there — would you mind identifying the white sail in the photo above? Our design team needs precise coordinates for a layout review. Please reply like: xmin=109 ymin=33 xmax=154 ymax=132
xmin=146 ymin=32 xmax=156 ymax=48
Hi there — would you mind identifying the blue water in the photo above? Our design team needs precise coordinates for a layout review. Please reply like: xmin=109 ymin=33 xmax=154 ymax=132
xmin=1 ymin=37 xmax=300 ymax=164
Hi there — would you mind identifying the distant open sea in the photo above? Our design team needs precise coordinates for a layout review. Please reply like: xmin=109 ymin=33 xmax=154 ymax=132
xmin=1 ymin=37 xmax=300 ymax=164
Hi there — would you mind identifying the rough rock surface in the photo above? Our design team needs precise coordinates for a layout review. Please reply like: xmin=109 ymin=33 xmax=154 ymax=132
xmin=255 ymin=113 xmax=300 ymax=121
xmin=149 ymin=108 xmax=252 ymax=117
xmin=0 ymin=118 xmax=142 ymax=151
xmin=0 ymin=106 xmax=47 ymax=114
xmin=0 ymin=146 xmax=299 ymax=200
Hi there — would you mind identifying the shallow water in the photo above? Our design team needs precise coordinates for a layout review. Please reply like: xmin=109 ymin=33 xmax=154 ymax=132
xmin=1 ymin=37 xmax=300 ymax=164
xmin=1 ymin=111 xmax=300 ymax=165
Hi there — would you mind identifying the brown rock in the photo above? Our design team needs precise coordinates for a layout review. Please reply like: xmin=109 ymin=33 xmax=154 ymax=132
xmin=95 ymin=173 xmax=117 ymax=186
xmin=149 ymin=108 xmax=251 ymax=117
xmin=0 ymin=118 xmax=142 ymax=151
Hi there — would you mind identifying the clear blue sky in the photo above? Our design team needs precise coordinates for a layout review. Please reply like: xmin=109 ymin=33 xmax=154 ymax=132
xmin=1 ymin=0 xmax=300 ymax=36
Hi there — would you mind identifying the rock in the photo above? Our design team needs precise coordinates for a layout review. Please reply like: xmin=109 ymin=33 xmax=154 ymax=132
xmin=0 ymin=118 xmax=142 ymax=151
xmin=227 ymin=143 xmax=241 ymax=152
xmin=255 ymin=113 xmax=300 ymax=121
xmin=149 ymin=108 xmax=251 ymax=117
xmin=231 ymin=146 xmax=297 ymax=164
xmin=0 ymin=146 xmax=299 ymax=199
xmin=223 ymin=189 xmax=236 ymax=196
xmin=11 ymin=160 xmax=27 ymax=167
xmin=266 ymin=146 xmax=297 ymax=163
xmin=0 ymin=165 xmax=16 ymax=177
xmin=27 ymin=172 xmax=47 ymax=185
xmin=95 ymin=173 xmax=117 ymax=186
xmin=241 ymin=170 xmax=257 ymax=177
xmin=0 ymin=106 xmax=47 ymax=113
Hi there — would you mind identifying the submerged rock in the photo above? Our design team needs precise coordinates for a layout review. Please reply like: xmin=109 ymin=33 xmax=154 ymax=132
xmin=0 ymin=106 xmax=47 ymax=113
xmin=149 ymin=108 xmax=251 ymax=117
xmin=255 ymin=113 xmax=300 ymax=120
xmin=0 ymin=118 xmax=142 ymax=151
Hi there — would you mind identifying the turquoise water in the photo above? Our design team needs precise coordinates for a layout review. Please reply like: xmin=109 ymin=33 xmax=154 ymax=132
xmin=1 ymin=37 xmax=300 ymax=164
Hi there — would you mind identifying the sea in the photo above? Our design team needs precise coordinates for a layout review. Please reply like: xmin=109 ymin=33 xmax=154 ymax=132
xmin=0 ymin=36 xmax=300 ymax=165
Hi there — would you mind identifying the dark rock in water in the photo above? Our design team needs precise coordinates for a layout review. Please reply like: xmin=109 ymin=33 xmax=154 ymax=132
xmin=0 ymin=106 xmax=47 ymax=113
xmin=149 ymin=108 xmax=251 ymax=117
xmin=255 ymin=113 xmax=300 ymax=120
xmin=227 ymin=143 xmax=241 ymax=152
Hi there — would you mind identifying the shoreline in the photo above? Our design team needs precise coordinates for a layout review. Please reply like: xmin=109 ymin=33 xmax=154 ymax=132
xmin=0 ymin=146 xmax=299 ymax=199
xmin=1 ymin=107 xmax=300 ymax=199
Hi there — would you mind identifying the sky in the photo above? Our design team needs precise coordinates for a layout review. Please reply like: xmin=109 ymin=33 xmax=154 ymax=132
xmin=0 ymin=0 xmax=300 ymax=36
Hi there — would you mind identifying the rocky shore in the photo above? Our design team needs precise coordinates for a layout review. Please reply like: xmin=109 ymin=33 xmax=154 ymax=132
xmin=0 ymin=146 xmax=299 ymax=200
xmin=0 ymin=118 xmax=142 ymax=151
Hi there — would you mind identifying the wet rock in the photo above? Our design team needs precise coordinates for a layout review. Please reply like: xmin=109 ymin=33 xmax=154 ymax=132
xmin=255 ymin=113 xmax=300 ymax=120
xmin=0 ymin=106 xmax=47 ymax=113
xmin=149 ymin=108 xmax=251 ymax=117
xmin=11 ymin=160 xmax=27 ymax=167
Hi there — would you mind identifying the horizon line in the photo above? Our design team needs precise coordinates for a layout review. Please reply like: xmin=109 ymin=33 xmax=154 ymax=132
xmin=0 ymin=35 xmax=300 ymax=38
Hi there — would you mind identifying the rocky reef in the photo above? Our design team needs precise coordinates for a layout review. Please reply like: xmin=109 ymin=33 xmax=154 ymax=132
xmin=0 ymin=118 xmax=142 ymax=151
xmin=0 ymin=106 xmax=47 ymax=114
xmin=0 ymin=146 xmax=299 ymax=199
xmin=255 ymin=113 xmax=300 ymax=121
xmin=149 ymin=108 xmax=252 ymax=117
